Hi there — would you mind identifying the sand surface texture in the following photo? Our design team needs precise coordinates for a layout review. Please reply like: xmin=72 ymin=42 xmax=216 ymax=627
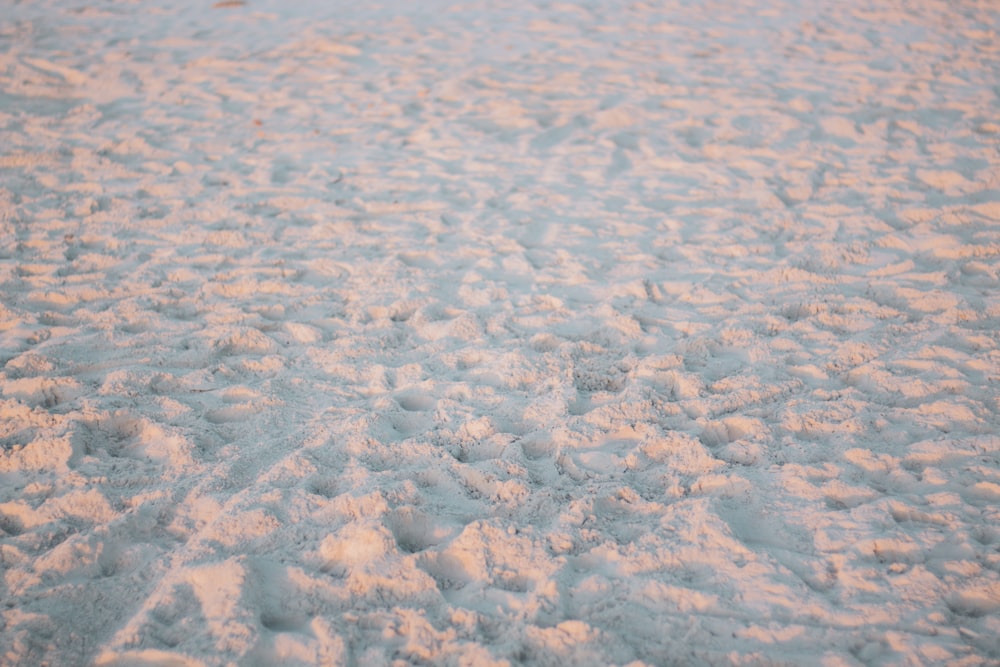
xmin=1 ymin=0 xmax=999 ymax=665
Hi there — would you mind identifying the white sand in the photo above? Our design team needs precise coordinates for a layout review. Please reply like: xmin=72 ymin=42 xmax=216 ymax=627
xmin=1 ymin=0 xmax=999 ymax=665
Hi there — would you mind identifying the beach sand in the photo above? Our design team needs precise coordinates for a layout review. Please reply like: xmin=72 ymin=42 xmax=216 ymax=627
xmin=1 ymin=0 xmax=998 ymax=664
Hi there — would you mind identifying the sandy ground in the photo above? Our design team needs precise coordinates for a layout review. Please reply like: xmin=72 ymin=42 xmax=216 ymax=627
xmin=1 ymin=0 xmax=999 ymax=665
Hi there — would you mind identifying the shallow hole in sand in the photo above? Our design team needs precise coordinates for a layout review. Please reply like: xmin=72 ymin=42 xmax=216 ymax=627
xmin=395 ymin=391 xmax=436 ymax=412
xmin=260 ymin=611 xmax=309 ymax=633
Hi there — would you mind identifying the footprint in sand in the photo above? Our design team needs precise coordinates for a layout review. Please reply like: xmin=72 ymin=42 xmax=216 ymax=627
xmin=569 ymin=434 xmax=641 ymax=476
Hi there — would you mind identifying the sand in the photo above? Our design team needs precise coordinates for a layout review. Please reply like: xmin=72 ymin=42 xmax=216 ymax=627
xmin=1 ymin=0 xmax=998 ymax=665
